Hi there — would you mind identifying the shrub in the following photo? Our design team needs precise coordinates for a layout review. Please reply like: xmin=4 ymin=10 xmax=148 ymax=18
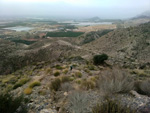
xmin=93 ymin=54 xmax=108 ymax=65
xmin=75 ymin=72 xmax=82 ymax=78
xmin=29 ymin=81 xmax=41 ymax=88
xmin=38 ymin=90 xmax=46 ymax=95
xmin=24 ymin=88 xmax=32 ymax=95
xmin=5 ymin=84 xmax=13 ymax=92
xmin=61 ymin=76 xmax=71 ymax=83
xmin=0 ymin=92 xmax=28 ymax=113
xmin=50 ymin=78 xmax=61 ymax=91
xmin=13 ymin=78 xmax=30 ymax=89
xmin=80 ymin=79 xmax=95 ymax=90
xmin=97 ymin=69 xmax=134 ymax=95
xmin=92 ymin=99 xmax=135 ymax=113
xmin=75 ymin=79 xmax=82 ymax=84
xmin=88 ymin=65 xmax=95 ymax=70
xmin=67 ymin=91 xmax=90 ymax=113
xmin=61 ymin=82 xmax=74 ymax=92
xmin=54 ymin=71 xmax=60 ymax=77
xmin=46 ymin=68 xmax=51 ymax=74
xmin=63 ymin=69 xmax=68 ymax=74
xmin=55 ymin=65 xmax=63 ymax=70
xmin=135 ymin=79 xmax=150 ymax=96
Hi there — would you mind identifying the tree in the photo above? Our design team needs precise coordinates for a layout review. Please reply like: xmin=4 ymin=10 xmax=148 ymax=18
xmin=93 ymin=54 xmax=108 ymax=65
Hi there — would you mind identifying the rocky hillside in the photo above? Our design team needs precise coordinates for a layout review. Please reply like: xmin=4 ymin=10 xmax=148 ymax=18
xmin=83 ymin=22 xmax=150 ymax=68
xmin=73 ymin=29 xmax=113 ymax=45
xmin=0 ymin=38 xmax=89 ymax=75
xmin=0 ymin=22 xmax=150 ymax=113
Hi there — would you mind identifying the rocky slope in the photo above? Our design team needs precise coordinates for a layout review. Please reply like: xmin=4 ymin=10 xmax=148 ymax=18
xmin=83 ymin=22 xmax=150 ymax=69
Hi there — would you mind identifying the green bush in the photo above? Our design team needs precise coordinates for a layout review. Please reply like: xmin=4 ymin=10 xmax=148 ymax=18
xmin=0 ymin=93 xmax=29 ymax=113
xmin=29 ymin=81 xmax=41 ymax=88
xmin=13 ymin=78 xmax=30 ymax=89
xmin=50 ymin=78 xmax=61 ymax=91
xmin=54 ymin=71 xmax=60 ymax=77
xmin=55 ymin=65 xmax=63 ymax=70
xmin=92 ymin=99 xmax=135 ymax=113
xmin=93 ymin=54 xmax=108 ymax=65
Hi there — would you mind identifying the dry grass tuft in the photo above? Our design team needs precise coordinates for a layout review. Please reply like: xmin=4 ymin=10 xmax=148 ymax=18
xmin=97 ymin=69 xmax=134 ymax=95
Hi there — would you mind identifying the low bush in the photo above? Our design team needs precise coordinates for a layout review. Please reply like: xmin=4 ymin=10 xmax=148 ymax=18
xmin=61 ymin=82 xmax=74 ymax=92
xmin=54 ymin=71 xmax=60 ymax=77
xmin=63 ymin=69 xmax=68 ymax=74
xmin=88 ymin=65 xmax=95 ymax=70
xmin=13 ymin=78 xmax=30 ymax=89
xmin=46 ymin=68 xmax=51 ymax=74
xmin=135 ymin=79 xmax=150 ymax=96
xmin=50 ymin=78 xmax=61 ymax=91
xmin=75 ymin=79 xmax=82 ymax=84
xmin=29 ymin=81 xmax=41 ymax=88
xmin=92 ymin=99 xmax=135 ymax=113
xmin=93 ymin=54 xmax=108 ymax=65
xmin=24 ymin=88 xmax=32 ymax=95
xmin=97 ymin=69 xmax=134 ymax=95
xmin=67 ymin=91 xmax=90 ymax=113
xmin=61 ymin=76 xmax=71 ymax=83
xmin=75 ymin=72 xmax=82 ymax=78
xmin=80 ymin=79 xmax=95 ymax=90
xmin=55 ymin=65 xmax=63 ymax=70
xmin=0 ymin=92 xmax=29 ymax=113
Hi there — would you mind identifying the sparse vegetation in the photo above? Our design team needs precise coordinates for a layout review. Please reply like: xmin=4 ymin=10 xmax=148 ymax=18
xmin=92 ymin=99 xmax=135 ymax=113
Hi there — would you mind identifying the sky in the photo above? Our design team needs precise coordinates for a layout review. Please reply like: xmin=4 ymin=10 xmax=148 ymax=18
xmin=0 ymin=0 xmax=150 ymax=19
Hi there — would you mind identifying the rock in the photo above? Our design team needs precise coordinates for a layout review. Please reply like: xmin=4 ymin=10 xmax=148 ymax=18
xmin=40 ymin=109 xmax=56 ymax=113
xmin=64 ymin=92 xmax=68 ymax=96
xmin=130 ymin=90 xmax=141 ymax=98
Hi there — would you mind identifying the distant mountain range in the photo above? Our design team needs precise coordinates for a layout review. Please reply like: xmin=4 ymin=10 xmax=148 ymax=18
xmin=131 ymin=10 xmax=150 ymax=20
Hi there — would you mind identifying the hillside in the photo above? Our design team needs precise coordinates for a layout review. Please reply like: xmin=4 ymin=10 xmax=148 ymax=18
xmin=83 ymin=22 xmax=150 ymax=68
xmin=0 ymin=22 xmax=150 ymax=113
xmin=0 ymin=38 xmax=88 ymax=75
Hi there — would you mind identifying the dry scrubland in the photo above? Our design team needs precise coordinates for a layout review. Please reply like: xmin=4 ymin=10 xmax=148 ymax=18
xmin=0 ymin=22 xmax=150 ymax=113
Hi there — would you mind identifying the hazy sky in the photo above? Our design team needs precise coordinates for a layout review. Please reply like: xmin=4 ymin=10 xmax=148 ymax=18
xmin=0 ymin=0 xmax=150 ymax=19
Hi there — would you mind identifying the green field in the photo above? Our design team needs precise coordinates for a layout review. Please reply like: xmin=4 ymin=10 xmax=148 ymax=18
xmin=11 ymin=39 xmax=36 ymax=45
xmin=46 ymin=31 xmax=84 ymax=37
